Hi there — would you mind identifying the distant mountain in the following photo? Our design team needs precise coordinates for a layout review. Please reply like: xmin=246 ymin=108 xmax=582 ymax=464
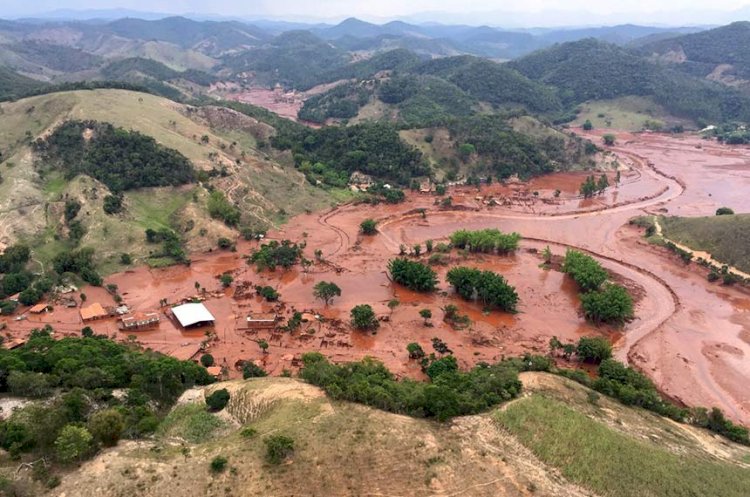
xmin=637 ymin=22 xmax=750 ymax=82
xmin=107 ymin=16 xmax=270 ymax=56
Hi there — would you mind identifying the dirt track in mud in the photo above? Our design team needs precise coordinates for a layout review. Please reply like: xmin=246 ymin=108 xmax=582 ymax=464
xmin=4 ymin=130 xmax=750 ymax=423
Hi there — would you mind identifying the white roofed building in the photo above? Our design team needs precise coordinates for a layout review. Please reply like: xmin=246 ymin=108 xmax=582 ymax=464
xmin=171 ymin=303 xmax=216 ymax=329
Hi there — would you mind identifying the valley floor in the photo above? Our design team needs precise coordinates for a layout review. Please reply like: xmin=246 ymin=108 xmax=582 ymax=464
xmin=3 ymin=129 xmax=750 ymax=426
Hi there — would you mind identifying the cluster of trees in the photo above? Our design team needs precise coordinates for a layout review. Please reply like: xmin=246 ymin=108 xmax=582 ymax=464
xmin=298 ymin=82 xmax=371 ymax=123
xmin=299 ymin=352 xmax=523 ymax=421
xmin=249 ymin=240 xmax=303 ymax=271
xmin=272 ymin=121 xmax=428 ymax=185
xmin=562 ymin=250 xmax=633 ymax=324
xmin=387 ymin=258 xmax=438 ymax=292
xmin=34 ymin=120 xmax=195 ymax=193
xmin=0 ymin=327 xmax=213 ymax=472
xmin=52 ymin=247 xmax=103 ymax=286
xmin=207 ymin=191 xmax=241 ymax=226
xmin=446 ymin=267 xmax=519 ymax=312
xmin=549 ymin=335 xmax=613 ymax=363
xmin=450 ymin=229 xmax=521 ymax=254
xmin=144 ymin=228 xmax=187 ymax=264
xmin=579 ymin=174 xmax=609 ymax=198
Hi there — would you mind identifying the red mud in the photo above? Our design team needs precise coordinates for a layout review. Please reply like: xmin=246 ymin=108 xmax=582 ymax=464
xmin=3 ymin=130 xmax=750 ymax=424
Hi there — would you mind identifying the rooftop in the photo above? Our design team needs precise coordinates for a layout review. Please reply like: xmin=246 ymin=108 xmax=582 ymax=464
xmin=172 ymin=303 xmax=215 ymax=328
xmin=80 ymin=302 xmax=108 ymax=321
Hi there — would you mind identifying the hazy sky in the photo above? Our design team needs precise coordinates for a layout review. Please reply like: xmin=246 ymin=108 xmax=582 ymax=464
xmin=5 ymin=0 xmax=750 ymax=26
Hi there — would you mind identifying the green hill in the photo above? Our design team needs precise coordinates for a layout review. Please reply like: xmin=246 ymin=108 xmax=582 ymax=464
xmin=42 ymin=373 xmax=750 ymax=497
xmin=638 ymin=22 xmax=750 ymax=81
xmin=0 ymin=89 xmax=335 ymax=273
xmin=509 ymin=38 xmax=750 ymax=124
xmin=660 ymin=214 xmax=750 ymax=273
xmin=0 ymin=67 xmax=47 ymax=100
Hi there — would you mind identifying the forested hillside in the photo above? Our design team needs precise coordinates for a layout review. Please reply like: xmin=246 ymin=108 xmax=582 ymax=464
xmin=509 ymin=39 xmax=750 ymax=123
xmin=638 ymin=22 xmax=750 ymax=80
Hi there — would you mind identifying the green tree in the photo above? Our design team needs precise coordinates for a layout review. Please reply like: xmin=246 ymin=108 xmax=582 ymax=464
xmin=242 ymin=362 xmax=267 ymax=378
xmin=200 ymin=354 xmax=215 ymax=367
xmin=55 ymin=425 xmax=92 ymax=463
xmin=313 ymin=281 xmax=342 ymax=306
xmin=219 ymin=274 xmax=233 ymax=288
xmin=210 ymin=455 xmax=228 ymax=472
xmin=351 ymin=304 xmax=379 ymax=331
xmin=88 ymin=409 xmax=125 ymax=447
xmin=360 ymin=218 xmax=378 ymax=235
xmin=576 ymin=336 xmax=613 ymax=363
xmin=419 ymin=308 xmax=432 ymax=325
xmin=206 ymin=388 xmax=230 ymax=412
xmin=407 ymin=342 xmax=425 ymax=359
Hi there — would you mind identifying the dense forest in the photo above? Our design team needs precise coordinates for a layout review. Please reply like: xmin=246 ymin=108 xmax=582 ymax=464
xmin=273 ymin=121 xmax=428 ymax=184
xmin=34 ymin=120 xmax=195 ymax=192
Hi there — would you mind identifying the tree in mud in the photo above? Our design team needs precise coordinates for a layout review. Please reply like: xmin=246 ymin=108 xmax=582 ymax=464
xmin=360 ymin=218 xmax=378 ymax=235
xmin=387 ymin=258 xmax=438 ymax=292
xmin=575 ymin=336 xmax=613 ymax=363
xmin=407 ymin=342 xmax=425 ymax=359
xmin=580 ymin=284 xmax=633 ymax=324
xmin=313 ymin=281 xmax=341 ymax=306
xmin=351 ymin=304 xmax=379 ymax=331
xmin=419 ymin=308 xmax=432 ymax=326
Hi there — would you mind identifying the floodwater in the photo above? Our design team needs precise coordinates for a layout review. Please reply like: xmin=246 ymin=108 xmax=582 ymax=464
xmin=4 ymin=131 xmax=750 ymax=423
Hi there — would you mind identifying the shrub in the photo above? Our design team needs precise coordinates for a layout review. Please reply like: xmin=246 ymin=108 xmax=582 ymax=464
xmin=87 ymin=409 xmax=125 ymax=447
xmin=54 ymin=425 xmax=92 ymax=463
xmin=210 ymin=455 xmax=228 ymax=473
xmin=360 ymin=218 xmax=378 ymax=235
xmin=351 ymin=304 xmax=379 ymax=331
xmin=102 ymin=194 xmax=123 ymax=215
xmin=580 ymin=284 xmax=634 ymax=324
xmin=242 ymin=362 xmax=268 ymax=379
xmin=576 ymin=336 xmax=613 ymax=363
xmin=264 ymin=434 xmax=295 ymax=464
xmin=407 ymin=342 xmax=425 ymax=359
xmin=256 ymin=286 xmax=279 ymax=302
xmin=240 ymin=427 xmax=257 ymax=438
xmin=205 ymin=388 xmax=230 ymax=412
xmin=716 ymin=207 xmax=734 ymax=216
xmin=388 ymin=258 xmax=438 ymax=292
xmin=200 ymin=354 xmax=215 ymax=367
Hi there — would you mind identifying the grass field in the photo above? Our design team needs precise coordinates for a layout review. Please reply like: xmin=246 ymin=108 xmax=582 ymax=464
xmin=571 ymin=96 xmax=687 ymax=131
xmin=660 ymin=214 xmax=750 ymax=273
xmin=497 ymin=394 xmax=750 ymax=497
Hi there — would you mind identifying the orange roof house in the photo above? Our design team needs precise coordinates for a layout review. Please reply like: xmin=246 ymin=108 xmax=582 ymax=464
xmin=29 ymin=303 xmax=49 ymax=314
xmin=80 ymin=302 xmax=108 ymax=322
